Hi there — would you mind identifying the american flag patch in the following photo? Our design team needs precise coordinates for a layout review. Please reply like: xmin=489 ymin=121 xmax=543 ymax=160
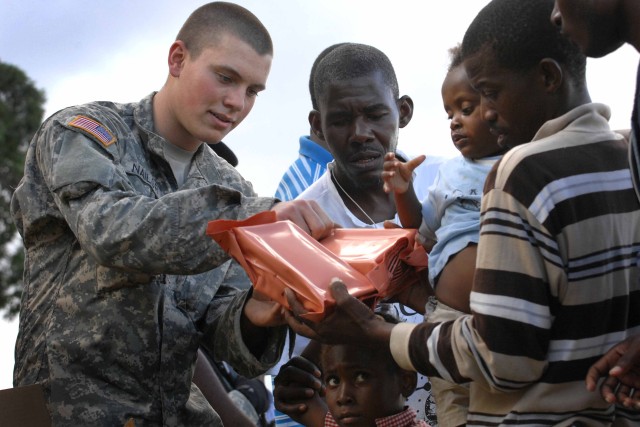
xmin=68 ymin=115 xmax=116 ymax=147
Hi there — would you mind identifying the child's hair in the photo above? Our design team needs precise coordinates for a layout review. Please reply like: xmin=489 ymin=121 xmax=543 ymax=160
xmin=460 ymin=0 xmax=586 ymax=86
xmin=320 ymin=303 xmax=402 ymax=373
xmin=447 ymin=43 xmax=463 ymax=72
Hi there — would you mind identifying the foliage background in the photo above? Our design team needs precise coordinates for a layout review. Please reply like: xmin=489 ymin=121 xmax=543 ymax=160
xmin=0 ymin=61 xmax=45 ymax=319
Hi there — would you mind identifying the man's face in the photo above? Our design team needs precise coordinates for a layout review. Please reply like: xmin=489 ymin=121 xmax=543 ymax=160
xmin=463 ymin=52 xmax=551 ymax=149
xmin=170 ymin=33 xmax=272 ymax=149
xmin=551 ymin=0 xmax=624 ymax=58
xmin=322 ymin=344 xmax=408 ymax=427
xmin=311 ymin=72 xmax=409 ymax=189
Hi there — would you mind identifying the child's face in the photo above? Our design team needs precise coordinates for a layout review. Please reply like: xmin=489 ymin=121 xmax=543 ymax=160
xmin=322 ymin=344 xmax=413 ymax=427
xmin=441 ymin=66 xmax=502 ymax=159
xmin=463 ymin=51 xmax=553 ymax=149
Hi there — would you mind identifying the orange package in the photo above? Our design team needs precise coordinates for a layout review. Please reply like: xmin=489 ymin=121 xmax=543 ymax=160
xmin=206 ymin=211 xmax=427 ymax=322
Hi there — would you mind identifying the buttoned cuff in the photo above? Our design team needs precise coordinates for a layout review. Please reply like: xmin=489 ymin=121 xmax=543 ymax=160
xmin=389 ymin=322 xmax=418 ymax=371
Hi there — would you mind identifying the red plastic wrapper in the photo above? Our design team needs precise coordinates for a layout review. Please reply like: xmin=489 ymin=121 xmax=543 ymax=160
xmin=206 ymin=211 xmax=427 ymax=322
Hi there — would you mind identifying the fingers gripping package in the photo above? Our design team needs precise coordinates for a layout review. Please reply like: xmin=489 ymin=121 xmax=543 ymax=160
xmin=206 ymin=211 xmax=427 ymax=322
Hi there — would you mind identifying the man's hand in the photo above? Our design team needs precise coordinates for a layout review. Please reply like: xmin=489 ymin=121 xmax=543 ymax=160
xmin=586 ymin=334 xmax=640 ymax=408
xmin=382 ymin=152 xmax=425 ymax=194
xmin=384 ymin=275 xmax=433 ymax=315
xmin=271 ymin=199 xmax=337 ymax=241
xmin=284 ymin=279 xmax=394 ymax=347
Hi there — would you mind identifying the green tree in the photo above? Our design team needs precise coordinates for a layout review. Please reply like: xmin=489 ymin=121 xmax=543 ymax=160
xmin=0 ymin=61 xmax=45 ymax=318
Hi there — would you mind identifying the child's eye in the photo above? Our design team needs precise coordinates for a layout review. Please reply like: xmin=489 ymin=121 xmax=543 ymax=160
xmin=481 ymin=89 xmax=497 ymax=100
xmin=247 ymin=88 xmax=259 ymax=98
xmin=354 ymin=372 xmax=369 ymax=384
xmin=462 ymin=107 xmax=474 ymax=115
xmin=326 ymin=376 xmax=340 ymax=387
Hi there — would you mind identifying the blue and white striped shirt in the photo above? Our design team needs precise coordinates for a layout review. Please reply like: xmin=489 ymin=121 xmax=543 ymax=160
xmin=275 ymin=135 xmax=333 ymax=201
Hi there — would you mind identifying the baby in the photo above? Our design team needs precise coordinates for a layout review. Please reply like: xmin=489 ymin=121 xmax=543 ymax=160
xmin=382 ymin=44 xmax=504 ymax=427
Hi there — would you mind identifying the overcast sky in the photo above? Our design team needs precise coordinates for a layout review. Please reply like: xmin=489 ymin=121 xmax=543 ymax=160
xmin=1 ymin=0 xmax=638 ymax=389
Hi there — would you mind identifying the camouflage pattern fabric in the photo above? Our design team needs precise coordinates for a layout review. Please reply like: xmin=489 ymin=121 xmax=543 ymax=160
xmin=10 ymin=93 xmax=286 ymax=426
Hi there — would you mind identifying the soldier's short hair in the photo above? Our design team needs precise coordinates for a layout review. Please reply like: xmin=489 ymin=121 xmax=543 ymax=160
xmin=313 ymin=43 xmax=400 ymax=109
xmin=176 ymin=2 xmax=273 ymax=58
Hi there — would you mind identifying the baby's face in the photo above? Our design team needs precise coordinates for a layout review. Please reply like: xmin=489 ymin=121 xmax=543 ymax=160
xmin=322 ymin=344 xmax=408 ymax=427
xmin=441 ymin=65 xmax=502 ymax=159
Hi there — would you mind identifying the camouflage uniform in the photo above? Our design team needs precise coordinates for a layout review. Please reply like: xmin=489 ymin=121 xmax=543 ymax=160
xmin=10 ymin=93 xmax=287 ymax=426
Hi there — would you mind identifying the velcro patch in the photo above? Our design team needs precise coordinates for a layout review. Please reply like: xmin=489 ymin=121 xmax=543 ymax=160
xmin=68 ymin=115 xmax=116 ymax=147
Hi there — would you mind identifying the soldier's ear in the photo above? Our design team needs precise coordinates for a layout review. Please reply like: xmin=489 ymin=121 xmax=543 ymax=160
xmin=168 ymin=41 xmax=188 ymax=77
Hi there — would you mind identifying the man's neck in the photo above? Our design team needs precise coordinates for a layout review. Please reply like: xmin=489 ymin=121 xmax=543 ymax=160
xmin=331 ymin=169 xmax=396 ymax=224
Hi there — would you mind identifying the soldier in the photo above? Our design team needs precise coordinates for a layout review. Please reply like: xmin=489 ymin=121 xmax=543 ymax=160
xmin=10 ymin=2 xmax=333 ymax=426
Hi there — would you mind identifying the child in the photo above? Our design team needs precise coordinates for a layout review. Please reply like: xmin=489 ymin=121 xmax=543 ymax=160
xmin=274 ymin=311 xmax=429 ymax=427
xmin=382 ymin=45 xmax=503 ymax=427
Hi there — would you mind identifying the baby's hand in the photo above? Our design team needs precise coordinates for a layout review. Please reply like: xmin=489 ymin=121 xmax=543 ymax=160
xmin=382 ymin=153 xmax=426 ymax=194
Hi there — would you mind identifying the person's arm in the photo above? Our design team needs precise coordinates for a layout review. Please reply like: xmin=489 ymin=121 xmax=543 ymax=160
xmin=201 ymin=272 xmax=287 ymax=379
xmin=382 ymin=152 xmax=425 ymax=228
xmin=193 ymin=349 xmax=257 ymax=427
xmin=41 ymin=118 xmax=272 ymax=274
xmin=285 ymin=174 xmax=554 ymax=392
xmin=396 ymin=183 xmax=554 ymax=389
xmin=586 ymin=334 xmax=640 ymax=407
xmin=42 ymin=114 xmax=334 ymax=276
xmin=383 ymin=270 xmax=433 ymax=315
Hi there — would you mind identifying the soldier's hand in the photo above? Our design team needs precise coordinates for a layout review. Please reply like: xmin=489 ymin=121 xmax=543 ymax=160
xmin=271 ymin=199 xmax=338 ymax=241
xmin=243 ymin=290 xmax=285 ymax=327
